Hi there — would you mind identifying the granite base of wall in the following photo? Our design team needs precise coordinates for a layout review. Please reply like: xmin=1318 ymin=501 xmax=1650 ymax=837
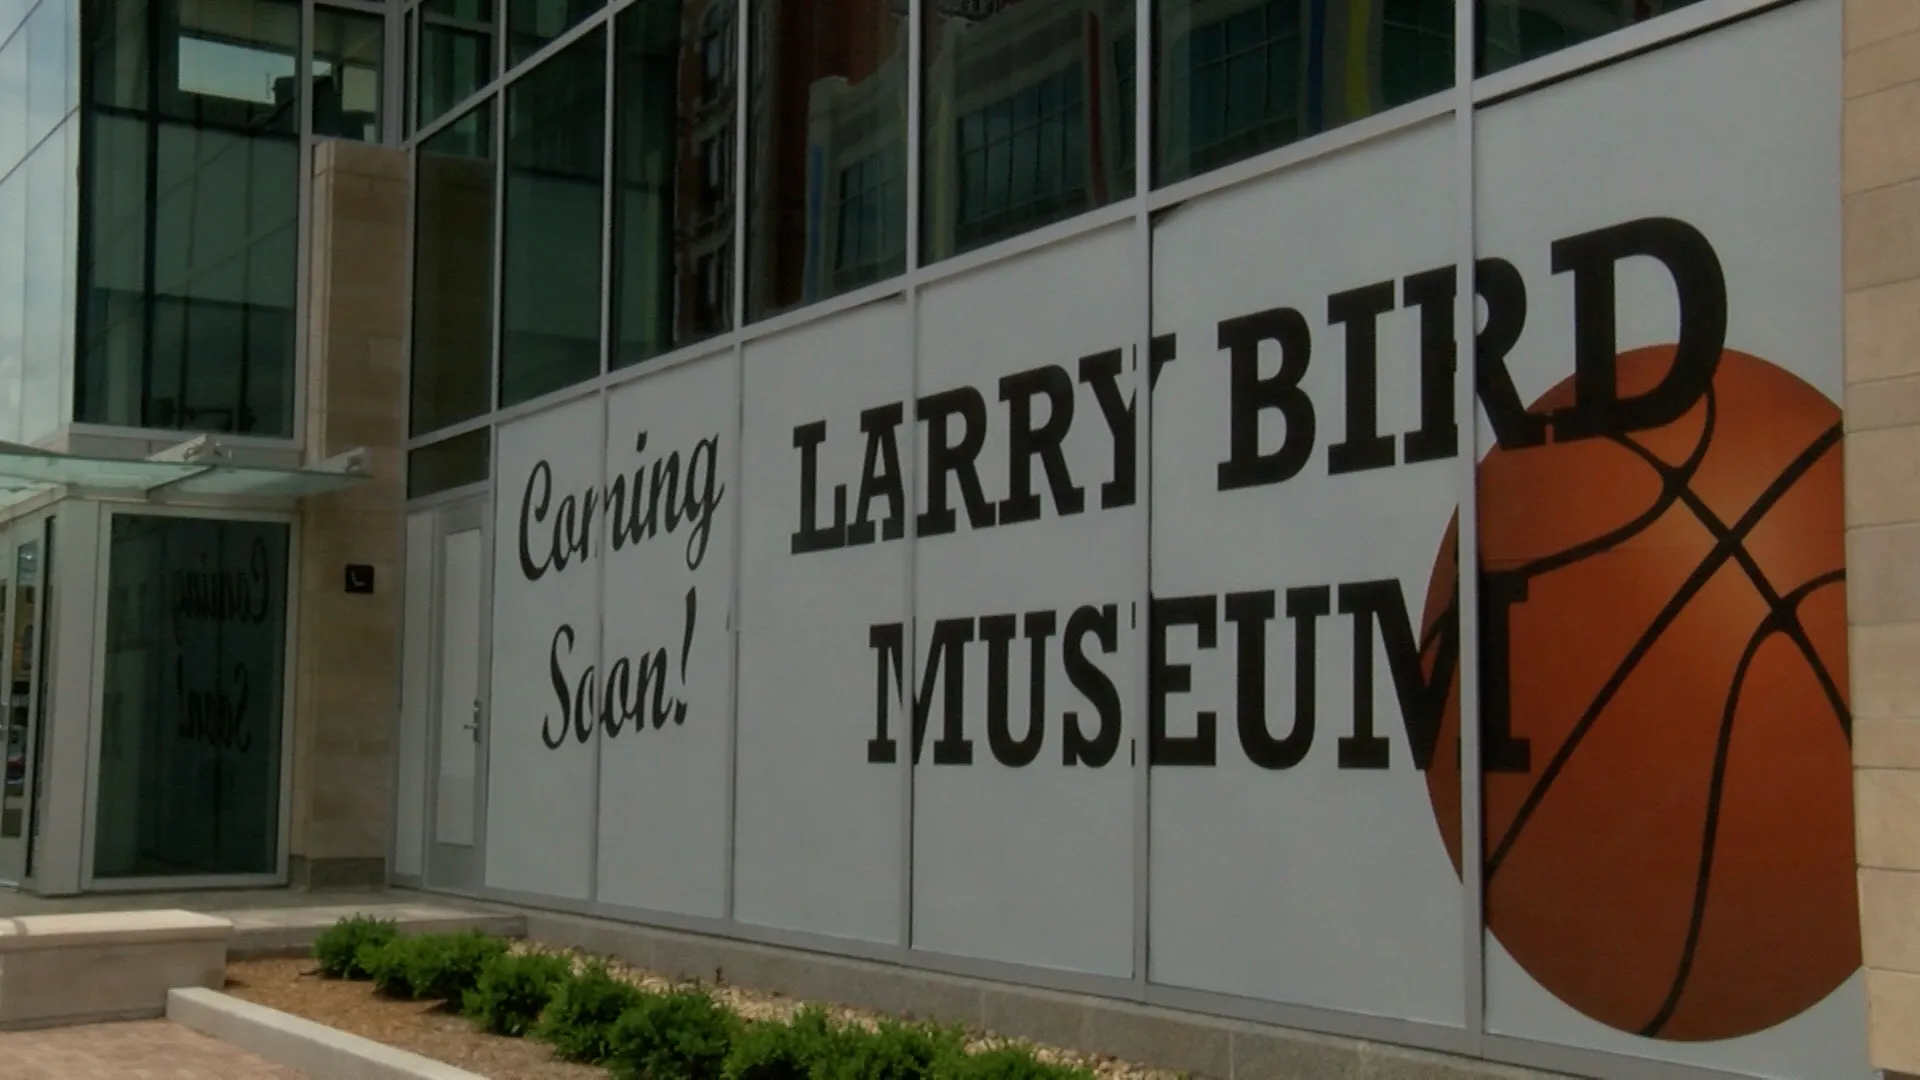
xmin=517 ymin=909 xmax=1568 ymax=1080
xmin=289 ymin=856 xmax=388 ymax=890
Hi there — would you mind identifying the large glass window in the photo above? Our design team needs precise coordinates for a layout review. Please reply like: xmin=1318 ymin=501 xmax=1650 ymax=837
xmin=94 ymin=515 xmax=292 ymax=880
xmin=745 ymin=0 xmax=907 ymax=322
xmin=1478 ymin=0 xmax=1703 ymax=73
xmin=411 ymin=100 xmax=495 ymax=434
xmin=611 ymin=0 xmax=735 ymax=369
xmin=407 ymin=426 xmax=490 ymax=498
xmin=77 ymin=0 xmax=301 ymax=437
xmin=418 ymin=0 xmax=493 ymax=131
xmin=312 ymin=5 xmax=384 ymax=142
xmin=507 ymin=0 xmax=600 ymax=67
xmin=921 ymin=0 xmax=1134 ymax=264
xmin=499 ymin=26 xmax=604 ymax=407
xmin=1154 ymin=0 xmax=1451 ymax=187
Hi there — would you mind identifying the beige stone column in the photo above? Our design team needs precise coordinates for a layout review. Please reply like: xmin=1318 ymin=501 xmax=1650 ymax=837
xmin=287 ymin=140 xmax=410 ymax=888
xmin=1845 ymin=1 xmax=1920 ymax=1074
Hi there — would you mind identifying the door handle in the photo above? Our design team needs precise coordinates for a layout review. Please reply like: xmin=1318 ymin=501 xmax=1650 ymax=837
xmin=465 ymin=700 xmax=481 ymax=742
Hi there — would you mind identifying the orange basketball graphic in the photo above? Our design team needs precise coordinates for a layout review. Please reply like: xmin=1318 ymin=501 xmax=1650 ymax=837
xmin=1419 ymin=345 xmax=1859 ymax=1041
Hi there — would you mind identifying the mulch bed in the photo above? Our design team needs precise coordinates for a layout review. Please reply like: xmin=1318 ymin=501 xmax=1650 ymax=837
xmin=225 ymin=957 xmax=602 ymax=1080
xmin=225 ymin=948 xmax=1178 ymax=1080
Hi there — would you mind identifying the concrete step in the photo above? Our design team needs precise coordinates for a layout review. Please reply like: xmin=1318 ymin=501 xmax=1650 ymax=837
xmin=211 ymin=902 xmax=525 ymax=959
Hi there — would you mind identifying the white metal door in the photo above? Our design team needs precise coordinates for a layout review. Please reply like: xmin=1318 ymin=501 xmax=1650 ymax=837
xmin=425 ymin=497 xmax=489 ymax=892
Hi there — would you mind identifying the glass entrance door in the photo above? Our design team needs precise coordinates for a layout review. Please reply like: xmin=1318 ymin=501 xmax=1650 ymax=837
xmin=0 ymin=533 xmax=45 ymax=885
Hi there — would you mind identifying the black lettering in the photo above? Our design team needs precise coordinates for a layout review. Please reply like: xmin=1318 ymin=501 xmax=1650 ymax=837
xmin=999 ymin=366 xmax=1086 ymax=525
xmin=1216 ymin=308 xmax=1315 ymax=490
xmin=1475 ymin=258 xmax=1549 ymax=450
xmin=1224 ymin=587 xmax=1326 ymax=770
xmin=1326 ymin=282 xmax=1398 ymax=474
xmin=1078 ymin=349 xmax=1136 ymax=511
xmin=1478 ymin=569 xmax=1534 ymax=772
xmin=543 ymin=624 xmax=574 ymax=750
xmin=791 ymin=421 xmax=847 ymax=554
xmin=1149 ymin=595 xmax=1218 ymax=766
xmin=1400 ymin=266 xmax=1459 ymax=463
xmin=1062 ymin=603 xmax=1121 ymax=767
xmin=983 ymin=613 xmax=1042 ymax=767
xmin=848 ymin=403 xmax=907 ymax=546
xmin=1550 ymin=217 xmax=1727 ymax=441
xmin=518 ymin=460 xmax=555 ymax=581
xmin=916 ymin=388 xmax=998 ymax=537
xmin=1336 ymin=580 xmax=1451 ymax=771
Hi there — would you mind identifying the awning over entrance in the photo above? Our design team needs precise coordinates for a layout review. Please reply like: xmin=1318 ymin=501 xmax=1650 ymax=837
xmin=0 ymin=435 xmax=371 ymax=510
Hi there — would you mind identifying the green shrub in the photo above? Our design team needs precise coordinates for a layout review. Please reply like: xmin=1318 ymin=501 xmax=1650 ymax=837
xmin=463 ymin=951 xmax=574 ymax=1037
xmin=832 ymin=1019 xmax=967 ymax=1080
xmin=604 ymin=987 xmax=739 ymax=1080
xmin=405 ymin=931 xmax=511 ymax=1002
xmin=936 ymin=1047 xmax=1095 ymax=1080
xmin=312 ymin=915 xmax=398 ymax=980
xmin=533 ymin=960 xmax=649 ymax=1064
xmin=723 ymin=1007 xmax=851 ymax=1080
xmin=359 ymin=939 xmax=416 ymax=998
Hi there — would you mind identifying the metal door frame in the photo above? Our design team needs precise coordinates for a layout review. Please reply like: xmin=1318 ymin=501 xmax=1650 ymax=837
xmin=424 ymin=494 xmax=491 ymax=893
xmin=0 ymin=521 xmax=24 ymax=885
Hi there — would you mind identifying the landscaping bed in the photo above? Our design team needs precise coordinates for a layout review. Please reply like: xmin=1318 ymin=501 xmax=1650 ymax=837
xmin=225 ymin=916 xmax=1180 ymax=1080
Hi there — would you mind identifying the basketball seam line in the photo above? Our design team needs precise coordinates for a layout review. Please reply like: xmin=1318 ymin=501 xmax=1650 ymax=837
xmin=1642 ymin=569 xmax=1846 ymax=1038
xmin=1483 ymin=421 xmax=1841 ymax=885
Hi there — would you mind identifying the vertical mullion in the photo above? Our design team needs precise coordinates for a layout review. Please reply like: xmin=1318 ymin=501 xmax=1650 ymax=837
xmin=1130 ymin=0 xmax=1152 ymax=1000
xmin=899 ymin=0 xmax=922 ymax=953
xmin=1454 ymin=0 xmax=1485 ymax=1053
xmin=585 ymin=4 xmax=615 ymax=910
xmin=294 ymin=0 xmax=315 ymax=446
xmin=725 ymin=0 xmax=748 ymax=926
xmin=488 ymin=87 xmax=505 ymax=414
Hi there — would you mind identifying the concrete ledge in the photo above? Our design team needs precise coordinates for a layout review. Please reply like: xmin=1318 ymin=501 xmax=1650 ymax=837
xmin=0 ymin=909 xmax=231 ymax=1030
xmin=218 ymin=903 xmax=526 ymax=959
xmin=168 ymin=986 xmax=486 ymax=1080
xmin=520 ymin=910 xmax=1572 ymax=1080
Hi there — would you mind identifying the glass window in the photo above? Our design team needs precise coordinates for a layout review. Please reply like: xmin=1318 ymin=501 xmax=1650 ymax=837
xmin=312 ymin=5 xmax=384 ymax=142
xmin=745 ymin=0 xmax=907 ymax=322
xmin=1154 ymin=0 xmax=1451 ymax=187
xmin=0 ymin=28 xmax=25 ymax=177
xmin=499 ymin=26 xmax=604 ymax=407
xmin=611 ymin=0 xmax=735 ymax=370
xmin=418 ymin=0 xmax=493 ymax=131
xmin=0 ymin=167 xmax=22 ymax=442
xmin=21 ymin=121 xmax=64 ymax=443
xmin=1478 ymin=0 xmax=1703 ymax=74
xmin=921 ymin=0 xmax=1132 ymax=264
xmin=0 ymin=537 xmax=40 ymax=848
xmin=407 ymin=427 xmax=491 ymax=498
xmin=93 ymin=515 xmax=292 ymax=880
xmin=77 ymin=0 xmax=302 ymax=437
xmin=411 ymin=99 xmax=496 ymax=435
xmin=507 ymin=0 xmax=601 ymax=67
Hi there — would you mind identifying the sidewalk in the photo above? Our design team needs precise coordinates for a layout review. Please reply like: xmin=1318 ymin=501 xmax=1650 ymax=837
xmin=0 ymin=1020 xmax=306 ymax=1078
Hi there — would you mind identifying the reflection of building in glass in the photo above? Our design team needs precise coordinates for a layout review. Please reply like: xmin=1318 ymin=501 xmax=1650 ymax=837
xmin=746 ymin=0 xmax=907 ymax=317
xmin=1157 ymin=0 xmax=1451 ymax=184
xmin=1478 ymin=0 xmax=1701 ymax=72
xmin=921 ymin=0 xmax=1135 ymax=262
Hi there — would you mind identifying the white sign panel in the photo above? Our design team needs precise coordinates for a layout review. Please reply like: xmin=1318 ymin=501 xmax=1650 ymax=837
xmin=1470 ymin=2 xmax=1863 ymax=1075
xmin=908 ymin=223 xmax=1140 ymax=977
xmin=487 ymin=394 xmax=604 ymax=901
xmin=1147 ymin=117 xmax=1466 ymax=1024
xmin=595 ymin=352 xmax=738 ymax=917
xmin=734 ymin=300 xmax=913 ymax=944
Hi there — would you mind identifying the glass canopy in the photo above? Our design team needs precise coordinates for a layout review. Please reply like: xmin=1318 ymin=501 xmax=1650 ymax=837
xmin=0 ymin=439 xmax=369 ymax=510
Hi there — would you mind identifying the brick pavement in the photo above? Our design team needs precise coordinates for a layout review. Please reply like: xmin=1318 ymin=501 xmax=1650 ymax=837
xmin=0 ymin=1020 xmax=307 ymax=1078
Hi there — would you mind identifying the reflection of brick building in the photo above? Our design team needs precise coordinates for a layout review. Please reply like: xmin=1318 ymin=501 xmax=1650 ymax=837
xmin=673 ymin=0 xmax=736 ymax=336
xmin=747 ymin=0 xmax=907 ymax=315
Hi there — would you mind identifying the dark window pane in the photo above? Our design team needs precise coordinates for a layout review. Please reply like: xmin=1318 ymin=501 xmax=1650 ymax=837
xmin=921 ymin=0 xmax=1121 ymax=267
xmin=499 ymin=27 xmax=604 ymax=408
xmin=312 ymin=6 xmax=384 ymax=142
xmin=77 ymin=0 xmax=301 ymax=437
xmin=508 ymin=0 xmax=602 ymax=67
xmin=418 ymin=10 xmax=493 ymax=130
xmin=745 ymin=0 xmax=906 ymax=322
xmin=1478 ymin=0 xmax=1703 ymax=74
xmin=411 ymin=100 xmax=495 ymax=435
xmin=610 ymin=0 xmax=736 ymax=370
xmin=94 ymin=515 xmax=292 ymax=879
xmin=1154 ymin=0 xmax=1451 ymax=188
xmin=408 ymin=427 xmax=491 ymax=498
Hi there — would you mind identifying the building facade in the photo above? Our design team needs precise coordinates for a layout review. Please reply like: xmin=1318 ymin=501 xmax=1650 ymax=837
xmin=1 ymin=0 xmax=1918 ymax=1077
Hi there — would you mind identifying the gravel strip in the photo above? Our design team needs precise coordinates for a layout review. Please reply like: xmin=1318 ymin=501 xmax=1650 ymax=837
xmin=508 ymin=940 xmax=1185 ymax=1080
